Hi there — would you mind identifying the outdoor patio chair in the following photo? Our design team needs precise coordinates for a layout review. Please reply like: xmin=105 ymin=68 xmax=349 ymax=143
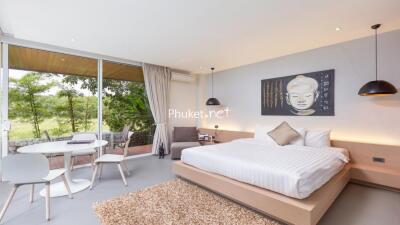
xmin=0 ymin=154 xmax=72 ymax=223
xmin=43 ymin=130 xmax=63 ymax=167
xmin=90 ymin=128 xmax=132 ymax=188
xmin=43 ymin=130 xmax=51 ymax=142
xmin=70 ymin=132 xmax=98 ymax=170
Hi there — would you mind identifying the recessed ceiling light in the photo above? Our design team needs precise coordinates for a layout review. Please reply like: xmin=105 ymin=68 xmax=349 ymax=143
xmin=335 ymin=27 xmax=341 ymax=31
xmin=71 ymin=38 xmax=75 ymax=42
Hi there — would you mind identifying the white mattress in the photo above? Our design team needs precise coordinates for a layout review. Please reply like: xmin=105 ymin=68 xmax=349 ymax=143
xmin=181 ymin=138 xmax=349 ymax=199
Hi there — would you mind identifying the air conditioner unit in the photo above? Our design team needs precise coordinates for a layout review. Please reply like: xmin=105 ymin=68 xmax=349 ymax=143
xmin=171 ymin=72 xmax=195 ymax=83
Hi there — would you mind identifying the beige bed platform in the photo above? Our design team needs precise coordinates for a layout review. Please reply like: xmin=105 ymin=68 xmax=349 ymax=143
xmin=171 ymin=128 xmax=400 ymax=225
xmin=173 ymin=161 xmax=350 ymax=225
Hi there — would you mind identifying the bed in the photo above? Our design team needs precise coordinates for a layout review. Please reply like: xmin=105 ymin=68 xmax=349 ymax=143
xmin=173 ymin=138 xmax=351 ymax=225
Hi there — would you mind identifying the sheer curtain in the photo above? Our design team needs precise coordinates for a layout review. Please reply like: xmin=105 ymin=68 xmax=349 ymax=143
xmin=143 ymin=63 xmax=171 ymax=154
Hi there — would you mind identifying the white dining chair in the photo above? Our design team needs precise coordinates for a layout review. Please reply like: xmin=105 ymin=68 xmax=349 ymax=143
xmin=70 ymin=132 xmax=98 ymax=170
xmin=90 ymin=130 xmax=133 ymax=189
xmin=43 ymin=130 xmax=63 ymax=165
xmin=0 ymin=154 xmax=72 ymax=223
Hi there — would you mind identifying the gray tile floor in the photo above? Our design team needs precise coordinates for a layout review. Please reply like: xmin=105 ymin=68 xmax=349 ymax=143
xmin=0 ymin=155 xmax=399 ymax=225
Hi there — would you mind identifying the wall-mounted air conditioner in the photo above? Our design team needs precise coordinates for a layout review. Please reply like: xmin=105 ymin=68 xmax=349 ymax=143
xmin=171 ymin=72 xmax=195 ymax=83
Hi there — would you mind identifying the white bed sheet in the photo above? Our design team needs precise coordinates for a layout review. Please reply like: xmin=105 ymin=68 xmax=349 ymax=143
xmin=181 ymin=138 xmax=349 ymax=199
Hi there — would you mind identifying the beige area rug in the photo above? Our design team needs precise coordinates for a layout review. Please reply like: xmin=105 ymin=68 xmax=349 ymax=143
xmin=93 ymin=179 xmax=282 ymax=225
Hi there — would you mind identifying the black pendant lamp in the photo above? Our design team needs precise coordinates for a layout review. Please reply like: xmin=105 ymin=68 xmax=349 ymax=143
xmin=206 ymin=67 xmax=221 ymax=105
xmin=358 ymin=24 xmax=397 ymax=96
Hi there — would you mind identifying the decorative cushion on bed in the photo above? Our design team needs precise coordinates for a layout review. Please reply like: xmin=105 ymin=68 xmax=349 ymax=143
xmin=254 ymin=124 xmax=305 ymax=146
xmin=305 ymin=130 xmax=331 ymax=147
xmin=267 ymin=122 xmax=300 ymax=146
xmin=173 ymin=127 xmax=198 ymax=142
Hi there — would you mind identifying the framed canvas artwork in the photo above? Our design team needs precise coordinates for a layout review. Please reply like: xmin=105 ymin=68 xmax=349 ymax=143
xmin=261 ymin=69 xmax=334 ymax=116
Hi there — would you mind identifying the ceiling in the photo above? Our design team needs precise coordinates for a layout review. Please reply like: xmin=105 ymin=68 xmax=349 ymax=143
xmin=1 ymin=0 xmax=400 ymax=74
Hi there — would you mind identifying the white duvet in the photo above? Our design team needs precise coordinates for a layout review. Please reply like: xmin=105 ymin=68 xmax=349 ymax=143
xmin=181 ymin=138 xmax=349 ymax=199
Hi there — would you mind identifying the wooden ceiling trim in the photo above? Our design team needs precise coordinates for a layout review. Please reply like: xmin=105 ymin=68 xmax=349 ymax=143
xmin=103 ymin=61 xmax=144 ymax=82
xmin=9 ymin=45 xmax=97 ymax=77
xmin=8 ymin=45 xmax=144 ymax=82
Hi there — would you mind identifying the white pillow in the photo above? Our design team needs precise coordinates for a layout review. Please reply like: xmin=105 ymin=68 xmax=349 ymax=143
xmin=254 ymin=125 xmax=276 ymax=144
xmin=254 ymin=124 xmax=306 ymax=146
xmin=305 ymin=130 xmax=331 ymax=148
xmin=290 ymin=128 xmax=306 ymax=146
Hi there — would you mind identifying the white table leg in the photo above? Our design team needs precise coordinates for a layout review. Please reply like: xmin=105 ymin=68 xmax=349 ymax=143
xmin=40 ymin=151 xmax=91 ymax=198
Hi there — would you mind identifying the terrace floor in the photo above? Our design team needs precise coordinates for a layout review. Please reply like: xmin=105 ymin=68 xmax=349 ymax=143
xmin=0 ymin=155 xmax=399 ymax=225
xmin=49 ymin=144 xmax=153 ymax=169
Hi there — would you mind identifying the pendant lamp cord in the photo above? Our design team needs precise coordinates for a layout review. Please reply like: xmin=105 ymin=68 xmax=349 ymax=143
xmin=211 ymin=68 xmax=214 ymax=97
xmin=375 ymin=28 xmax=378 ymax=81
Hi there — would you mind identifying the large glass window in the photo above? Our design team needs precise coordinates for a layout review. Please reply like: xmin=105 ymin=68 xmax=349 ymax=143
xmin=3 ymin=45 xmax=153 ymax=168
xmin=102 ymin=61 xmax=154 ymax=156
xmin=8 ymin=45 xmax=98 ymax=168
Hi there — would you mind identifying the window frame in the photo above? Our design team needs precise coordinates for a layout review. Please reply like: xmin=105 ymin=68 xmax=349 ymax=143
xmin=0 ymin=36 xmax=150 ymax=160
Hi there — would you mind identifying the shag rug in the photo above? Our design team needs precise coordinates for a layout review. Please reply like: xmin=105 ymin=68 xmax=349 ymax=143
xmin=93 ymin=179 xmax=282 ymax=225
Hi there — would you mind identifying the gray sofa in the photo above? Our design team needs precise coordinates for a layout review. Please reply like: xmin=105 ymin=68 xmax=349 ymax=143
xmin=171 ymin=127 xmax=200 ymax=159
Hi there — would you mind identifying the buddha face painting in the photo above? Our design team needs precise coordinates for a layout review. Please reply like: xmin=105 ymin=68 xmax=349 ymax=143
xmin=286 ymin=75 xmax=319 ymax=116
xmin=261 ymin=70 xmax=334 ymax=116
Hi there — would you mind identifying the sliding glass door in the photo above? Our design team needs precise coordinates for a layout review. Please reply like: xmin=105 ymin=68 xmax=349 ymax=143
xmin=6 ymin=45 xmax=98 ymax=168
xmin=0 ymin=43 xmax=153 ymax=166
xmin=102 ymin=61 xmax=154 ymax=157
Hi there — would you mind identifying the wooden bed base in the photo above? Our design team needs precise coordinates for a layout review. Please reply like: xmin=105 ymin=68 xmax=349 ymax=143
xmin=173 ymin=161 xmax=351 ymax=225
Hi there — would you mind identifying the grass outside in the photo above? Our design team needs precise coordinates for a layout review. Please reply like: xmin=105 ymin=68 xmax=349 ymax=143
xmin=9 ymin=118 xmax=110 ymax=141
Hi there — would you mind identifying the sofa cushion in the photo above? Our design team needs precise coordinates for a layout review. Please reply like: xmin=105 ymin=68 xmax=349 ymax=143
xmin=171 ymin=142 xmax=201 ymax=159
xmin=173 ymin=127 xmax=198 ymax=142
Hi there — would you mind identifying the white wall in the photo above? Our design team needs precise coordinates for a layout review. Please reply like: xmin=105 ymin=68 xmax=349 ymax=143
xmin=198 ymin=29 xmax=400 ymax=145
xmin=169 ymin=78 xmax=198 ymax=132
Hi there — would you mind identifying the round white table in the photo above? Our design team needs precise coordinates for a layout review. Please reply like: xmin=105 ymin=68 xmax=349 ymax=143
xmin=18 ymin=140 xmax=108 ymax=197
